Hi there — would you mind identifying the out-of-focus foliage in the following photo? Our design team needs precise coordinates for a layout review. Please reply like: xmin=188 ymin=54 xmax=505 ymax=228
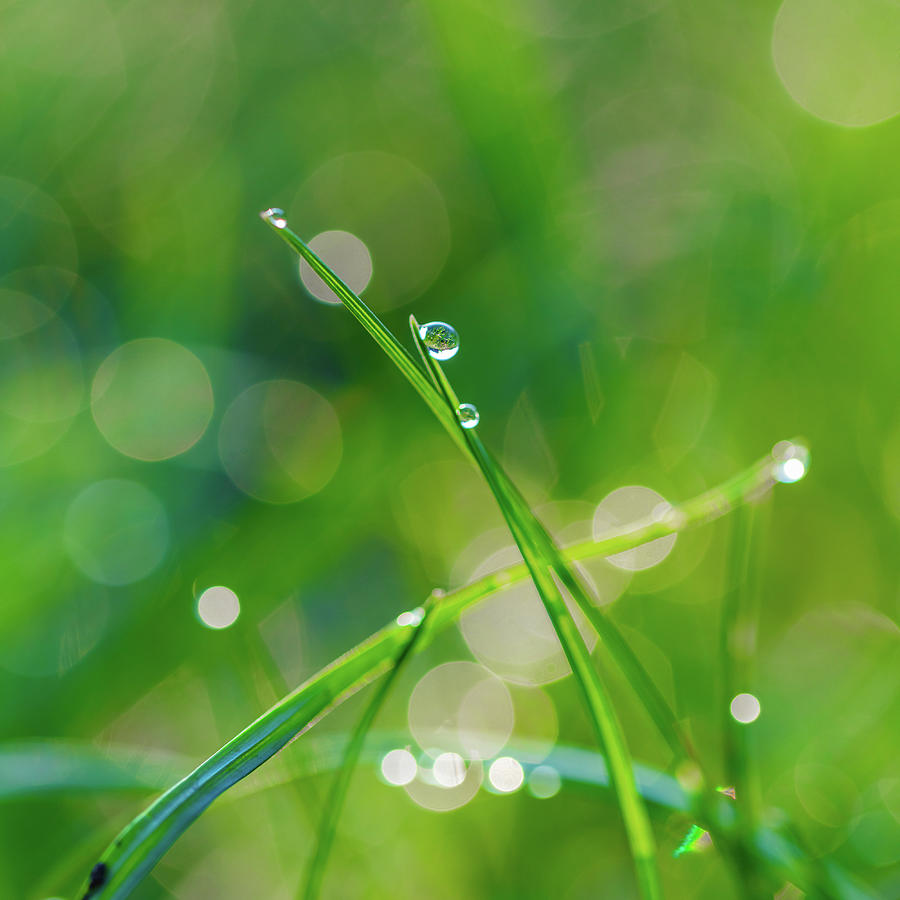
xmin=1 ymin=0 xmax=898 ymax=897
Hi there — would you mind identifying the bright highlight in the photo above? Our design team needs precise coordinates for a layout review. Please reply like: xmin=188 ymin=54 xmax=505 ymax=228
xmin=197 ymin=586 xmax=241 ymax=630
xmin=380 ymin=749 xmax=417 ymax=786
xmin=730 ymin=692 xmax=761 ymax=724
xmin=488 ymin=757 xmax=525 ymax=793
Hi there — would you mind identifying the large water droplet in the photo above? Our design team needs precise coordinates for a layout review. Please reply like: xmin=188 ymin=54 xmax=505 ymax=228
xmin=418 ymin=321 xmax=459 ymax=360
xmin=259 ymin=207 xmax=287 ymax=229
xmin=457 ymin=403 xmax=479 ymax=429
xmin=771 ymin=440 xmax=810 ymax=484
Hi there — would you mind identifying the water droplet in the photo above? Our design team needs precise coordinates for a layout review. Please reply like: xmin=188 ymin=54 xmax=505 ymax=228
xmin=457 ymin=403 xmax=479 ymax=429
xmin=771 ymin=441 xmax=810 ymax=484
xmin=396 ymin=607 xmax=425 ymax=627
xmin=259 ymin=207 xmax=287 ymax=229
xmin=418 ymin=321 xmax=459 ymax=360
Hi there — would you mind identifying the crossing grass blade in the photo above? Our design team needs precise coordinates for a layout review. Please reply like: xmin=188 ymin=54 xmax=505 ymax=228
xmin=299 ymin=598 xmax=437 ymax=900
xmin=266 ymin=215 xmax=694 ymax=769
xmin=409 ymin=314 xmax=662 ymax=898
xmin=75 ymin=445 xmax=810 ymax=899
xmin=38 ymin=733 xmax=871 ymax=898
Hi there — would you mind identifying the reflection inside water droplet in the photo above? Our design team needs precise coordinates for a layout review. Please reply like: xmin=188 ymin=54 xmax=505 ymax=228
xmin=259 ymin=207 xmax=287 ymax=229
xmin=457 ymin=403 xmax=479 ymax=429
xmin=418 ymin=321 xmax=459 ymax=360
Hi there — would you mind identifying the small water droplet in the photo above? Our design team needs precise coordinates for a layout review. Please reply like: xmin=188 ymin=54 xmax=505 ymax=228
xmin=457 ymin=403 xmax=479 ymax=429
xmin=771 ymin=441 xmax=810 ymax=484
xmin=396 ymin=607 xmax=425 ymax=627
xmin=260 ymin=207 xmax=287 ymax=229
xmin=418 ymin=321 xmax=459 ymax=360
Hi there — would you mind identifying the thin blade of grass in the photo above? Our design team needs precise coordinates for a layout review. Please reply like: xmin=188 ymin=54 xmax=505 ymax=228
xmin=719 ymin=502 xmax=773 ymax=897
xmin=262 ymin=214 xmax=468 ymax=458
xmin=0 ymin=742 xmax=192 ymax=800
xmin=409 ymin=319 xmax=661 ymax=899
xmin=299 ymin=598 xmax=436 ymax=900
xmin=481 ymin=440 xmax=696 ymax=766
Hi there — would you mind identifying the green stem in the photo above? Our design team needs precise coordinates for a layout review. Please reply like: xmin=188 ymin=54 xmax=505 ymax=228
xmin=471 ymin=435 xmax=662 ymax=899
xmin=299 ymin=598 xmax=436 ymax=900
xmin=411 ymin=319 xmax=660 ymax=898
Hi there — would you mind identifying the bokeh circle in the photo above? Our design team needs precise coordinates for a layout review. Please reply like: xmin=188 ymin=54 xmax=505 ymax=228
xmin=91 ymin=338 xmax=213 ymax=461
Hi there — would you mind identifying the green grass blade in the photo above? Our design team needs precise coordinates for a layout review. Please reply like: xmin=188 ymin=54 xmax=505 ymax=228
xmin=75 ymin=452 xmax=802 ymax=899
xmin=481 ymin=441 xmax=697 ymax=766
xmin=718 ymin=502 xmax=772 ymax=897
xmin=467 ymin=447 xmax=663 ymax=899
xmin=0 ymin=742 xmax=192 ymax=800
xmin=489 ymin=506 xmax=661 ymax=896
xmin=261 ymin=212 xmax=469 ymax=458
xmin=299 ymin=599 xmax=436 ymax=900
xmin=262 ymin=217 xmax=810 ymax=898
xmin=20 ymin=733 xmax=869 ymax=900
xmin=408 ymin=323 xmax=661 ymax=899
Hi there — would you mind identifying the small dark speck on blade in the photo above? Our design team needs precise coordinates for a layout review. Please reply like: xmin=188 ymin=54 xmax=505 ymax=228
xmin=82 ymin=862 xmax=108 ymax=898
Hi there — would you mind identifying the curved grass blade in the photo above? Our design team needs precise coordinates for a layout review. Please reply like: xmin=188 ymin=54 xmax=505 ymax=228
xmin=300 ymin=598 xmax=436 ymax=900
xmin=76 ymin=452 xmax=805 ymax=899
xmin=478 ymin=438 xmax=697 ymax=767
xmin=31 ymin=733 xmax=866 ymax=898
xmin=263 ymin=215 xmax=810 ymax=897
xmin=260 ymin=211 xmax=468 ymax=458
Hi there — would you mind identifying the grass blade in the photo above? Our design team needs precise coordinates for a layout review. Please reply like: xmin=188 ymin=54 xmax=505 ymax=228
xmin=299 ymin=599 xmax=436 ymax=900
xmin=260 ymin=210 xmax=468 ymax=457
xmin=19 ymin=732 xmax=869 ymax=900
xmin=718 ymin=502 xmax=772 ymax=897
xmin=407 ymin=317 xmax=661 ymax=898
xmin=0 ymin=742 xmax=191 ymax=800
xmin=76 ymin=449 xmax=803 ymax=899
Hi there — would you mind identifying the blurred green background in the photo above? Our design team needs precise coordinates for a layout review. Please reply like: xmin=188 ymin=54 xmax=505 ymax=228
xmin=1 ymin=0 xmax=898 ymax=897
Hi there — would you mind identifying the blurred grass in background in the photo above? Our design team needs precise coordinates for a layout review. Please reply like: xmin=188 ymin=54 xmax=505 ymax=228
xmin=1 ymin=0 xmax=898 ymax=897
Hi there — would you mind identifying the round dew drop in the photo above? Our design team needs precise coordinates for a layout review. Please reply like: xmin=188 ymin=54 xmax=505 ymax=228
xmin=418 ymin=321 xmax=459 ymax=360
xmin=259 ymin=207 xmax=287 ymax=229
xmin=457 ymin=403 xmax=479 ymax=429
